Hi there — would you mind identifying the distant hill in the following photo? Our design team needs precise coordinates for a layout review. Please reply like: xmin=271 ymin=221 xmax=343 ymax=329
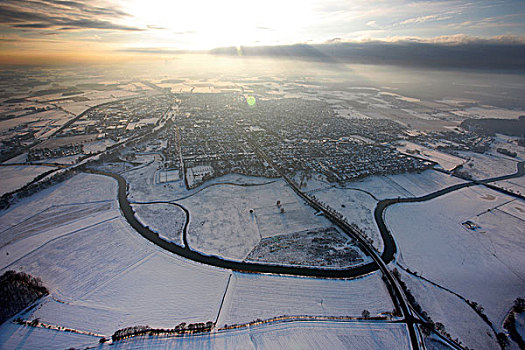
xmin=460 ymin=117 xmax=525 ymax=137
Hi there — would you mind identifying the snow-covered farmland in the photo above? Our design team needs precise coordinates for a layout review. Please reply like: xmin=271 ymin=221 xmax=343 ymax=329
xmin=313 ymin=187 xmax=382 ymax=251
xmin=383 ymin=170 xmax=466 ymax=197
xmin=0 ymin=170 xmax=408 ymax=349
xmin=0 ymin=173 xmax=230 ymax=339
xmin=497 ymin=199 xmax=525 ymax=221
xmin=457 ymin=151 xmax=519 ymax=180
xmin=311 ymin=170 xmax=466 ymax=251
xmin=395 ymin=141 xmax=466 ymax=171
xmin=0 ymin=201 xmax=113 ymax=249
xmin=488 ymin=135 xmax=525 ymax=161
xmin=0 ymin=173 xmax=117 ymax=227
xmin=180 ymin=179 xmax=331 ymax=260
xmin=0 ymin=321 xmax=100 ymax=350
xmin=0 ymin=109 xmax=71 ymax=133
xmin=104 ymin=321 xmax=411 ymax=350
xmin=216 ymin=271 xmax=395 ymax=327
xmin=338 ymin=169 xmax=464 ymax=201
xmin=132 ymin=203 xmax=185 ymax=246
xmin=0 ymin=165 xmax=56 ymax=196
xmin=458 ymin=107 xmax=525 ymax=120
xmin=82 ymin=139 xmax=117 ymax=154
xmin=157 ymin=169 xmax=180 ymax=183
xmin=397 ymin=268 xmax=498 ymax=350
xmin=386 ymin=185 xmax=525 ymax=333
xmin=491 ymin=177 xmax=525 ymax=197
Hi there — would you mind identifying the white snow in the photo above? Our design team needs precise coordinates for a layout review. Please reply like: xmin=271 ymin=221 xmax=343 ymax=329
xmin=460 ymin=107 xmax=525 ymax=120
xmin=102 ymin=321 xmax=411 ymax=350
xmin=2 ymin=152 xmax=28 ymax=164
xmin=0 ymin=169 xmax=405 ymax=350
xmin=497 ymin=199 xmax=525 ymax=221
xmin=397 ymin=268 xmax=498 ymax=350
xmin=383 ymin=170 xmax=467 ymax=197
xmin=386 ymin=185 xmax=525 ymax=332
xmin=311 ymin=170 xmax=466 ymax=251
xmin=216 ymin=271 xmax=395 ymax=327
xmin=157 ymin=169 xmax=180 ymax=183
xmin=0 ymin=173 xmax=230 ymax=337
xmin=0 ymin=321 xmax=100 ymax=350
xmin=0 ymin=165 xmax=56 ymax=196
xmin=180 ymin=179 xmax=331 ymax=260
xmin=491 ymin=177 xmax=525 ymax=197
xmin=132 ymin=203 xmax=185 ymax=245
xmin=32 ymin=154 xmax=84 ymax=165
xmin=457 ymin=151 xmax=519 ymax=180
xmin=0 ymin=173 xmax=117 ymax=228
xmin=313 ymin=187 xmax=383 ymax=251
xmin=395 ymin=141 xmax=466 ymax=171
xmin=83 ymin=139 xmax=116 ymax=154
xmin=0 ymin=203 xmax=117 ymax=266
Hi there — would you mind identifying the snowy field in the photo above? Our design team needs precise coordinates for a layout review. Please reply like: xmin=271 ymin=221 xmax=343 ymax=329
xmin=132 ymin=203 xmax=185 ymax=246
xmin=395 ymin=141 xmax=466 ymax=171
xmin=103 ymin=321 xmax=411 ymax=350
xmin=497 ymin=199 xmax=525 ymax=221
xmin=157 ymin=169 xmax=180 ymax=183
xmin=313 ymin=187 xmax=383 ymax=251
xmin=0 ymin=170 xmax=408 ymax=349
xmin=491 ymin=177 xmax=525 ymax=197
xmin=124 ymin=155 xmax=278 ymax=204
xmin=457 ymin=151 xmax=519 ymax=180
xmin=0 ymin=173 xmax=117 ymax=227
xmin=0 ymin=173 xmax=230 ymax=339
xmin=343 ymin=170 xmax=464 ymax=200
xmin=180 ymin=179 xmax=332 ymax=260
xmin=216 ymin=271 xmax=395 ymax=327
xmin=0 ymin=109 xmax=71 ymax=133
xmin=311 ymin=170 xmax=466 ymax=251
xmin=0 ymin=165 xmax=56 ymax=196
xmin=386 ymin=185 xmax=525 ymax=333
xmin=0 ymin=321 xmax=99 ymax=350
xmin=455 ymin=107 xmax=525 ymax=120
xmin=398 ymin=268 xmax=498 ymax=350
xmin=83 ymin=139 xmax=117 ymax=154
xmin=488 ymin=135 xmax=525 ymax=161
xmin=383 ymin=170 xmax=466 ymax=197
xmin=0 ymin=201 xmax=113 ymax=249
xmin=32 ymin=154 xmax=84 ymax=165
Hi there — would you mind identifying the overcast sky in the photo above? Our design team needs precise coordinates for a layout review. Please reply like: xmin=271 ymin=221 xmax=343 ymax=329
xmin=1 ymin=0 xmax=524 ymax=64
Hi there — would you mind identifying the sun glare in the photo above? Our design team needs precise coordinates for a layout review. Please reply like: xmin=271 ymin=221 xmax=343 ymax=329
xmin=124 ymin=0 xmax=315 ymax=50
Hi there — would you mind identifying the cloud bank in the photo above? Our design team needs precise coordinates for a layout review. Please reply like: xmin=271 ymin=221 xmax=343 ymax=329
xmin=210 ymin=36 xmax=525 ymax=70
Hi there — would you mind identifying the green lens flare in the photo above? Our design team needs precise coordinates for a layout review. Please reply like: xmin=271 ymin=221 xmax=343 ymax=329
xmin=246 ymin=96 xmax=256 ymax=106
